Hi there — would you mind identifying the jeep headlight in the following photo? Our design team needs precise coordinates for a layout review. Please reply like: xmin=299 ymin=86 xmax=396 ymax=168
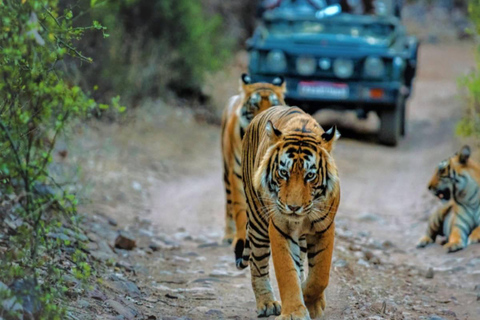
xmin=296 ymin=55 xmax=316 ymax=76
xmin=333 ymin=58 xmax=354 ymax=79
xmin=266 ymin=50 xmax=287 ymax=73
xmin=364 ymin=56 xmax=385 ymax=79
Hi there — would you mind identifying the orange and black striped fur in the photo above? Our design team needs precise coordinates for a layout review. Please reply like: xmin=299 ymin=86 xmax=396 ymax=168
xmin=221 ymin=74 xmax=286 ymax=244
xmin=417 ymin=146 xmax=480 ymax=252
xmin=238 ymin=106 xmax=340 ymax=319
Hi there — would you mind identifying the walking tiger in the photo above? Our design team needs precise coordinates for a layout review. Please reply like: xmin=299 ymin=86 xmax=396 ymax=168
xmin=221 ymin=74 xmax=286 ymax=246
xmin=237 ymin=106 xmax=340 ymax=319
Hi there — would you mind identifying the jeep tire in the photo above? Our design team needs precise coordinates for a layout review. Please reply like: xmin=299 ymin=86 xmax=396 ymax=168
xmin=379 ymin=96 xmax=403 ymax=146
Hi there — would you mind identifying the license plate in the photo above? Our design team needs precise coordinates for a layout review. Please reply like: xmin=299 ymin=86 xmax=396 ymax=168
xmin=298 ymin=81 xmax=349 ymax=99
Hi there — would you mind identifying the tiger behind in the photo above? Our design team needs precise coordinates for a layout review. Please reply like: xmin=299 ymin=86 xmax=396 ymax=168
xmin=239 ymin=106 xmax=340 ymax=319
xmin=221 ymin=74 xmax=286 ymax=245
xmin=417 ymin=145 xmax=480 ymax=252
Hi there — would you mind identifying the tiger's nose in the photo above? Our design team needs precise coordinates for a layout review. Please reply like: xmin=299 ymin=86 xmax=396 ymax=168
xmin=288 ymin=205 xmax=301 ymax=213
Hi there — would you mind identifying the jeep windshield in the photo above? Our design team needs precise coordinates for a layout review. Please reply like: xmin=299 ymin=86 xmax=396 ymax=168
xmin=265 ymin=19 xmax=395 ymax=40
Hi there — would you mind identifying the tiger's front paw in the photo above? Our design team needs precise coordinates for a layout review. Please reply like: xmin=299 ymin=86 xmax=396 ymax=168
xmin=257 ymin=300 xmax=281 ymax=317
xmin=444 ymin=240 xmax=465 ymax=253
xmin=305 ymin=298 xmax=325 ymax=319
xmin=416 ymin=235 xmax=434 ymax=248
xmin=468 ymin=234 xmax=480 ymax=244
xmin=275 ymin=306 xmax=310 ymax=320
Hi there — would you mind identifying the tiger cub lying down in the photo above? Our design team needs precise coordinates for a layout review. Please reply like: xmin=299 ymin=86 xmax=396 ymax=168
xmin=237 ymin=106 xmax=340 ymax=319
xmin=417 ymin=145 xmax=480 ymax=252
xmin=221 ymin=74 xmax=286 ymax=245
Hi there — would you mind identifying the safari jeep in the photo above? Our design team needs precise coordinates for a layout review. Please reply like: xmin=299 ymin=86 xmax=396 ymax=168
xmin=247 ymin=0 xmax=419 ymax=146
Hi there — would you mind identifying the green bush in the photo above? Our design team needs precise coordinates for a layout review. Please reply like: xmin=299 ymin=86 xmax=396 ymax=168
xmin=0 ymin=1 xmax=118 ymax=318
xmin=80 ymin=0 xmax=232 ymax=105
xmin=458 ymin=0 xmax=480 ymax=137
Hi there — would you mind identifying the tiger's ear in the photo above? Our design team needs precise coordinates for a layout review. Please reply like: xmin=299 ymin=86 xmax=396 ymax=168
xmin=241 ymin=73 xmax=252 ymax=85
xmin=272 ymin=76 xmax=286 ymax=93
xmin=459 ymin=145 xmax=471 ymax=165
xmin=266 ymin=120 xmax=282 ymax=143
xmin=239 ymin=73 xmax=252 ymax=93
xmin=321 ymin=126 xmax=340 ymax=152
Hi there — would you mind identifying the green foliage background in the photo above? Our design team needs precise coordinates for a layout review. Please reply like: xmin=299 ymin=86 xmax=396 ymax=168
xmin=458 ymin=0 xmax=480 ymax=137
xmin=77 ymin=0 xmax=233 ymax=105
xmin=0 ymin=0 xmax=234 ymax=317
xmin=0 ymin=0 xmax=117 ymax=318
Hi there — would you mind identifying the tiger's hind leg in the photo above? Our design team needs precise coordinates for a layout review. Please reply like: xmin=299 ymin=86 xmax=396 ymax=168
xmin=223 ymin=162 xmax=235 ymax=243
xmin=231 ymin=171 xmax=248 ymax=252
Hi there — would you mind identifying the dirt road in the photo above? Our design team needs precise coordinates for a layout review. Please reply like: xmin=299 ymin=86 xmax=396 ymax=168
xmin=73 ymin=42 xmax=479 ymax=320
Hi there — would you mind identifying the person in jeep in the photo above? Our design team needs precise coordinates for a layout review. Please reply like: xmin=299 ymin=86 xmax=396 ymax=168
xmin=258 ymin=0 xmax=402 ymax=18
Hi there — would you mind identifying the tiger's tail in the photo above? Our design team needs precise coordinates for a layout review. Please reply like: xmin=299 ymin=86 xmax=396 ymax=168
xmin=235 ymin=237 xmax=250 ymax=270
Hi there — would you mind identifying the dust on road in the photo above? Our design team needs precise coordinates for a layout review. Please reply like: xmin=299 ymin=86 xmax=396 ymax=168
xmin=74 ymin=42 xmax=479 ymax=319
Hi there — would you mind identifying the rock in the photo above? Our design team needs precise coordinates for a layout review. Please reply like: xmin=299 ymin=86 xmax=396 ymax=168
xmin=173 ymin=231 xmax=192 ymax=241
xmin=47 ymin=232 xmax=72 ymax=242
xmin=89 ymin=288 xmax=108 ymax=301
xmin=172 ymin=256 xmax=191 ymax=263
xmin=364 ymin=251 xmax=381 ymax=265
xmin=107 ymin=275 xmax=141 ymax=296
xmin=333 ymin=259 xmax=348 ymax=268
xmin=357 ymin=231 xmax=370 ymax=238
xmin=440 ymin=309 xmax=456 ymax=317
xmin=206 ymin=309 xmax=224 ymax=317
xmin=115 ymin=231 xmax=136 ymax=250
xmin=191 ymin=306 xmax=209 ymax=314
xmin=85 ymin=241 xmax=99 ymax=252
xmin=107 ymin=299 xmax=136 ymax=320
xmin=77 ymin=299 xmax=90 ymax=308
xmin=108 ymin=217 xmax=118 ymax=227
xmin=2 ymin=297 xmax=23 ymax=318
xmin=357 ymin=259 xmax=369 ymax=267
xmin=428 ymin=316 xmax=446 ymax=320
xmin=425 ymin=267 xmax=434 ymax=279
xmin=467 ymin=257 xmax=480 ymax=267
xmin=348 ymin=244 xmax=362 ymax=252
xmin=62 ymin=275 xmax=80 ymax=287
xmin=90 ymin=250 xmax=115 ymax=262
xmin=115 ymin=261 xmax=133 ymax=272
xmin=192 ymin=278 xmax=224 ymax=284
xmin=132 ymin=181 xmax=142 ymax=191
xmin=209 ymin=269 xmax=246 ymax=278
xmin=382 ymin=240 xmax=394 ymax=249
xmin=10 ymin=278 xmax=41 ymax=317
xmin=198 ymin=242 xmax=219 ymax=248
xmin=357 ymin=213 xmax=383 ymax=223
xmin=139 ymin=228 xmax=154 ymax=237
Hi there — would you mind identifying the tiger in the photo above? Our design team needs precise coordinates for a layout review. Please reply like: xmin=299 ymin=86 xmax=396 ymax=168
xmin=417 ymin=145 xmax=480 ymax=252
xmin=237 ymin=105 xmax=340 ymax=319
xmin=221 ymin=74 xmax=286 ymax=245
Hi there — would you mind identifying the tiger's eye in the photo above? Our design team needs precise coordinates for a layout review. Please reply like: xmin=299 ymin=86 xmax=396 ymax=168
xmin=279 ymin=169 xmax=288 ymax=178
xmin=306 ymin=172 xmax=316 ymax=180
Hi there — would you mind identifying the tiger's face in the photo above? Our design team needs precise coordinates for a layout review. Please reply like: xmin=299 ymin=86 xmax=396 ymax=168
xmin=254 ymin=119 xmax=339 ymax=220
xmin=428 ymin=145 xmax=473 ymax=203
xmin=238 ymin=74 xmax=286 ymax=128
